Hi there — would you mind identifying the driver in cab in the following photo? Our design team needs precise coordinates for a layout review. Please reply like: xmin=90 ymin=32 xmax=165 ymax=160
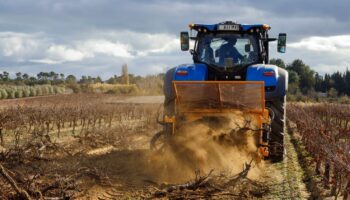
xmin=219 ymin=37 xmax=243 ymax=65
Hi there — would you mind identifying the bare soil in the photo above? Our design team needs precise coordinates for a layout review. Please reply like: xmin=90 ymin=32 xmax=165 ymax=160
xmin=0 ymin=95 xmax=310 ymax=199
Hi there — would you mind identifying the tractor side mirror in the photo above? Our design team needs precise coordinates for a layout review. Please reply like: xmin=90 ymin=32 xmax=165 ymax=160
xmin=277 ymin=33 xmax=287 ymax=53
xmin=245 ymin=44 xmax=251 ymax=52
xmin=180 ymin=32 xmax=189 ymax=51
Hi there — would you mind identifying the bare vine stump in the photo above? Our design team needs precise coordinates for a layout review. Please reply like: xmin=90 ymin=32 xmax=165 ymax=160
xmin=315 ymin=157 xmax=321 ymax=175
xmin=0 ymin=128 xmax=3 ymax=146
xmin=323 ymin=161 xmax=330 ymax=189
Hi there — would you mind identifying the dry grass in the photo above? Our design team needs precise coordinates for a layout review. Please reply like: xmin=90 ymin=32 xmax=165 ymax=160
xmin=88 ymin=83 xmax=139 ymax=94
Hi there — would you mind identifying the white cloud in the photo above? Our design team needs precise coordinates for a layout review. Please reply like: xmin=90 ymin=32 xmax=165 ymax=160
xmin=0 ymin=31 xmax=179 ymax=65
xmin=78 ymin=40 xmax=133 ymax=58
xmin=48 ymin=45 xmax=86 ymax=62
xmin=92 ymin=30 xmax=179 ymax=56
xmin=0 ymin=32 xmax=41 ymax=58
xmin=289 ymin=35 xmax=350 ymax=52
xmin=29 ymin=41 xmax=134 ymax=64
xmin=29 ymin=59 xmax=61 ymax=64
xmin=136 ymin=37 xmax=178 ymax=56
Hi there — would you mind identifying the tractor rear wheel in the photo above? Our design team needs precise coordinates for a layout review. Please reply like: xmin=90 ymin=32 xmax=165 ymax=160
xmin=267 ymin=96 xmax=286 ymax=162
xmin=150 ymin=99 xmax=174 ymax=151
xmin=150 ymin=130 xmax=165 ymax=151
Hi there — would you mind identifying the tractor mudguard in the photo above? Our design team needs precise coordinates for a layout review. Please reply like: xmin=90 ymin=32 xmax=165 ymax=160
xmin=173 ymin=63 xmax=208 ymax=81
xmin=164 ymin=64 xmax=208 ymax=99
xmin=246 ymin=65 xmax=288 ymax=101
xmin=267 ymin=67 xmax=288 ymax=101
xmin=164 ymin=63 xmax=208 ymax=115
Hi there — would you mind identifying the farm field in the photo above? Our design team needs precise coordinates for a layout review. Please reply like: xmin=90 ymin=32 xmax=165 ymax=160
xmin=288 ymin=103 xmax=350 ymax=199
xmin=0 ymin=94 xmax=348 ymax=199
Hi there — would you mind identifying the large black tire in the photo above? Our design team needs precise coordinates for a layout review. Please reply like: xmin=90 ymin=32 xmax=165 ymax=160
xmin=267 ymin=96 xmax=286 ymax=162
xmin=150 ymin=130 xmax=164 ymax=151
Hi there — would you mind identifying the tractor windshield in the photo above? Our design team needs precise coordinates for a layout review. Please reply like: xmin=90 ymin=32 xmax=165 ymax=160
xmin=196 ymin=33 xmax=260 ymax=68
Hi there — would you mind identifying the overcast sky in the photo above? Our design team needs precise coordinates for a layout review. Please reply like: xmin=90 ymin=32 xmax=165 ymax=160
xmin=0 ymin=0 xmax=349 ymax=79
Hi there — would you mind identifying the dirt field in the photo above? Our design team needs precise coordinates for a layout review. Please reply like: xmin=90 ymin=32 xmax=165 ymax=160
xmin=0 ymin=94 xmax=310 ymax=199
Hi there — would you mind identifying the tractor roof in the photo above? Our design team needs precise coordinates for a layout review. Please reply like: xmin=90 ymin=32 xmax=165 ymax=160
xmin=189 ymin=21 xmax=271 ymax=32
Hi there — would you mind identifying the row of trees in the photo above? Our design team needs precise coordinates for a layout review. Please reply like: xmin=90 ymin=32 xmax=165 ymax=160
xmin=270 ymin=58 xmax=349 ymax=97
xmin=0 ymin=64 xmax=162 ymax=87
xmin=0 ymin=71 xmax=104 ymax=86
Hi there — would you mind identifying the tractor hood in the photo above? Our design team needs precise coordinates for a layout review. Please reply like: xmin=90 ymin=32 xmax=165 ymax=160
xmin=173 ymin=63 xmax=279 ymax=86
xmin=172 ymin=63 xmax=288 ymax=100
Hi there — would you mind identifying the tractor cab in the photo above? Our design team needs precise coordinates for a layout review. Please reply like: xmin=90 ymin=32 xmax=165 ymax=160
xmin=180 ymin=21 xmax=286 ymax=80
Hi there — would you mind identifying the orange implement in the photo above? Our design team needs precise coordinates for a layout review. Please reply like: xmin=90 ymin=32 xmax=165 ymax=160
xmin=169 ymin=81 xmax=271 ymax=158
xmin=173 ymin=81 xmax=265 ymax=114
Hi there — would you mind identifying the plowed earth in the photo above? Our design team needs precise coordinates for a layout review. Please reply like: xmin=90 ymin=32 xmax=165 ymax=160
xmin=0 ymin=95 xmax=309 ymax=199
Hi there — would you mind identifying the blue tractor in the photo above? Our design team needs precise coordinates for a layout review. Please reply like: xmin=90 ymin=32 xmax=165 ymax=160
xmin=156 ymin=21 xmax=288 ymax=162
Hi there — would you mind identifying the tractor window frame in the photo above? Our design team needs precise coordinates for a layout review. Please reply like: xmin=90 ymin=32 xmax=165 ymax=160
xmin=194 ymin=32 xmax=262 ymax=68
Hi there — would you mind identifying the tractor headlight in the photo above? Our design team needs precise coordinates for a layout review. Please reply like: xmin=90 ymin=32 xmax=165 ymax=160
xmin=262 ymin=24 xmax=271 ymax=30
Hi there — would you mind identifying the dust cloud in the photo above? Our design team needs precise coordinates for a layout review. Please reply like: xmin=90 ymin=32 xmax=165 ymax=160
xmin=147 ymin=112 xmax=264 ymax=183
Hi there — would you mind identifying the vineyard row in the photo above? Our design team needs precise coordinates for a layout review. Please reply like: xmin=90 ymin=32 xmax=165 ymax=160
xmin=287 ymin=103 xmax=350 ymax=199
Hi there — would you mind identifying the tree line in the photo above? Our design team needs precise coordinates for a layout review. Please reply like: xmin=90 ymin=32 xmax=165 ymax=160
xmin=0 ymin=68 xmax=165 ymax=95
xmin=270 ymin=58 xmax=349 ymax=98
xmin=0 ymin=71 xmax=105 ymax=86
xmin=0 ymin=69 xmax=164 ymax=86
xmin=1 ymin=59 xmax=349 ymax=98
